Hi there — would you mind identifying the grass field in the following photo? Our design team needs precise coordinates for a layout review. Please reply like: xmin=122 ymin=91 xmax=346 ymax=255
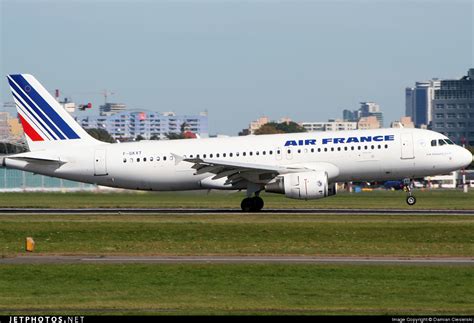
xmin=1 ymin=214 xmax=473 ymax=257
xmin=0 ymin=190 xmax=472 ymax=209
xmin=1 ymin=191 xmax=472 ymax=315
xmin=0 ymin=264 xmax=472 ymax=315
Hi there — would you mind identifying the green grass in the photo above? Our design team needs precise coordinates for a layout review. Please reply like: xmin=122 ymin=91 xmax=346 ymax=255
xmin=0 ymin=264 xmax=472 ymax=315
xmin=1 ymin=214 xmax=473 ymax=257
xmin=0 ymin=190 xmax=473 ymax=209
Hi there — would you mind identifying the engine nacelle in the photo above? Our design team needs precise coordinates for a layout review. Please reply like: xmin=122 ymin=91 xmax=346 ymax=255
xmin=265 ymin=171 xmax=336 ymax=200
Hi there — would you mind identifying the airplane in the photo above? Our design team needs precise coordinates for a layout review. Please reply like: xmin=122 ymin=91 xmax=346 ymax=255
xmin=2 ymin=74 xmax=473 ymax=211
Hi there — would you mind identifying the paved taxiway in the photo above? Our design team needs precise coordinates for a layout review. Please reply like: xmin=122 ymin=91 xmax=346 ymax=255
xmin=0 ymin=208 xmax=473 ymax=215
xmin=1 ymin=255 xmax=472 ymax=265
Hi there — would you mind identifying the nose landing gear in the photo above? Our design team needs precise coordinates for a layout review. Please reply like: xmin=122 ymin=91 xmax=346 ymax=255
xmin=403 ymin=178 xmax=416 ymax=206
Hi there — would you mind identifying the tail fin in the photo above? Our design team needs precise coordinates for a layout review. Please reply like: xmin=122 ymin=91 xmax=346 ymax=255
xmin=6 ymin=74 xmax=99 ymax=151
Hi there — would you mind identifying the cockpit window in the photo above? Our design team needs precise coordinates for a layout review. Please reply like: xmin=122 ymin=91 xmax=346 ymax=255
xmin=444 ymin=139 xmax=454 ymax=145
xmin=431 ymin=140 xmax=437 ymax=147
xmin=438 ymin=139 xmax=446 ymax=146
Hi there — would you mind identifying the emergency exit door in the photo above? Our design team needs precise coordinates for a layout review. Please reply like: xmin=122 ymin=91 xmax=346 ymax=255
xmin=94 ymin=149 xmax=108 ymax=176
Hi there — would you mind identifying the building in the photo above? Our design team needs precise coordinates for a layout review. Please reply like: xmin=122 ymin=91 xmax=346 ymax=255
xmin=301 ymin=119 xmax=357 ymax=132
xmin=100 ymin=103 xmax=127 ymax=116
xmin=0 ymin=112 xmax=10 ymax=140
xmin=249 ymin=116 xmax=270 ymax=134
xmin=405 ymin=80 xmax=440 ymax=127
xmin=77 ymin=110 xmax=209 ymax=140
xmin=342 ymin=102 xmax=384 ymax=127
xmin=431 ymin=68 xmax=474 ymax=146
xmin=8 ymin=117 xmax=23 ymax=139
xmin=342 ymin=109 xmax=359 ymax=122
xmin=359 ymin=102 xmax=383 ymax=127
xmin=0 ymin=112 xmax=24 ymax=141
xmin=357 ymin=116 xmax=380 ymax=130
xmin=390 ymin=116 xmax=415 ymax=128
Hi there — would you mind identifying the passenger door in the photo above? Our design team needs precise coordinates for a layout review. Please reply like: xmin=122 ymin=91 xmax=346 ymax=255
xmin=94 ymin=149 xmax=108 ymax=176
xmin=400 ymin=133 xmax=415 ymax=159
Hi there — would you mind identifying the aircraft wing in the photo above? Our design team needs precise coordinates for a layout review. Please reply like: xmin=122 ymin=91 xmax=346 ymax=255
xmin=175 ymin=154 xmax=308 ymax=186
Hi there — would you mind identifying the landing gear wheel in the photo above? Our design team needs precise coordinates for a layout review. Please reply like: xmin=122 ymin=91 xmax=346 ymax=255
xmin=252 ymin=196 xmax=264 ymax=212
xmin=241 ymin=196 xmax=264 ymax=212
xmin=241 ymin=198 xmax=254 ymax=212
xmin=406 ymin=196 xmax=416 ymax=206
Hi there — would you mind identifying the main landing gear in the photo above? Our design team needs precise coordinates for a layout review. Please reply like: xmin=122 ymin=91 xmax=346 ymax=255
xmin=241 ymin=196 xmax=264 ymax=212
xmin=241 ymin=183 xmax=264 ymax=212
xmin=403 ymin=178 xmax=416 ymax=206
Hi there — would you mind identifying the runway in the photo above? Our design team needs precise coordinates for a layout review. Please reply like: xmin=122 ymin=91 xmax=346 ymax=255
xmin=0 ymin=207 xmax=473 ymax=215
xmin=1 ymin=255 xmax=473 ymax=265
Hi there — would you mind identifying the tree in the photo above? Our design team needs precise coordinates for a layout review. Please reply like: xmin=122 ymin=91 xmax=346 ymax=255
xmin=150 ymin=135 xmax=160 ymax=140
xmin=85 ymin=128 xmax=115 ymax=143
xmin=135 ymin=135 xmax=145 ymax=141
xmin=255 ymin=121 xmax=307 ymax=135
xmin=254 ymin=123 xmax=284 ymax=135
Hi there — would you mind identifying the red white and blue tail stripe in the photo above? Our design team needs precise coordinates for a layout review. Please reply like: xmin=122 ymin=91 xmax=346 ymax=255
xmin=7 ymin=74 xmax=96 ymax=150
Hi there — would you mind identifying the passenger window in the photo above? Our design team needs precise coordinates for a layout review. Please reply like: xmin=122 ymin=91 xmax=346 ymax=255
xmin=324 ymin=148 xmax=328 ymax=152
xmin=344 ymin=147 xmax=348 ymax=151
xmin=377 ymin=145 xmax=381 ymax=149
xmin=431 ymin=140 xmax=437 ymax=146
xmin=229 ymin=153 xmax=233 ymax=157
xmin=371 ymin=145 xmax=374 ymax=149
xmin=223 ymin=153 xmax=226 ymax=157
xmin=189 ymin=155 xmax=193 ymax=158
xmin=297 ymin=149 xmax=301 ymax=153
xmin=250 ymin=152 xmax=253 ymax=156
xmin=351 ymin=146 xmax=355 ymax=150
xmin=157 ymin=156 xmax=160 ymax=161
xmin=243 ymin=152 xmax=246 ymax=156
xmin=337 ymin=147 xmax=341 ymax=151
xmin=163 ymin=156 xmax=167 ymax=161
xmin=216 ymin=153 xmax=220 ymax=158
xmin=150 ymin=157 xmax=154 ymax=161
xmin=137 ymin=158 xmax=140 ymax=162
xmin=384 ymin=144 xmax=388 ymax=149
xmin=287 ymin=149 xmax=291 ymax=154
xmin=364 ymin=146 xmax=368 ymax=150
xmin=123 ymin=158 xmax=127 ymax=163
xmin=269 ymin=151 xmax=273 ymax=155
xmin=256 ymin=151 xmax=259 ymax=156
xmin=263 ymin=151 xmax=266 ymax=155
xmin=311 ymin=148 xmax=314 ymax=153
xmin=277 ymin=150 xmax=281 ymax=154
xmin=318 ymin=148 xmax=321 ymax=152
xmin=143 ymin=157 xmax=147 ymax=162
xmin=203 ymin=154 xmax=206 ymax=158
xmin=331 ymin=147 xmax=334 ymax=152
xmin=210 ymin=154 xmax=213 ymax=158
xmin=129 ymin=158 xmax=133 ymax=163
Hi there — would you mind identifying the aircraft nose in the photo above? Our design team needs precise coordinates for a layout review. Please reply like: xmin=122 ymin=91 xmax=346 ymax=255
xmin=460 ymin=148 xmax=473 ymax=168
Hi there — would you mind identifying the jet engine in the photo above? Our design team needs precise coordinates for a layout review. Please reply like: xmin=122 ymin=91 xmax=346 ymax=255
xmin=264 ymin=171 xmax=336 ymax=200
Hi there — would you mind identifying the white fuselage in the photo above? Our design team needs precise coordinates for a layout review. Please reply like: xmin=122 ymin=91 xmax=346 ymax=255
xmin=4 ymin=128 xmax=472 ymax=192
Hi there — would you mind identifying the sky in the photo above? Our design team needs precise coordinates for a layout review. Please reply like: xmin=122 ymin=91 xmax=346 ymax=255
xmin=1 ymin=0 xmax=473 ymax=135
